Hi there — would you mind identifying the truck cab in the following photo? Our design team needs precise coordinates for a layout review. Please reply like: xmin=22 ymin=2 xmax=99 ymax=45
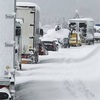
xmin=69 ymin=18 xmax=94 ymax=45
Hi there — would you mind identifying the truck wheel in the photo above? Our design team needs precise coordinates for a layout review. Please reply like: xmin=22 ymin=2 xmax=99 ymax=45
xmin=92 ymin=40 xmax=94 ymax=44
xmin=10 ymin=96 xmax=15 ymax=100
xmin=68 ymin=44 xmax=70 ymax=48
xmin=88 ymin=42 xmax=90 ymax=45
xmin=34 ymin=54 xmax=38 ymax=64
xmin=9 ymin=97 xmax=13 ymax=100
xmin=19 ymin=63 xmax=22 ymax=70
xmin=87 ymin=41 xmax=90 ymax=45
xmin=35 ymin=57 xmax=38 ymax=63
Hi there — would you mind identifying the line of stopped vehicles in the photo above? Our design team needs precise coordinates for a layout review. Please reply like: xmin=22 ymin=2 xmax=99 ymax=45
xmin=0 ymin=0 xmax=100 ymax=100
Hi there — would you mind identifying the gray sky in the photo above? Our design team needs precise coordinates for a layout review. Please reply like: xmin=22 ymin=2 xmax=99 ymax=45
xmin=17 ymin=0 xmax=100 ymax=25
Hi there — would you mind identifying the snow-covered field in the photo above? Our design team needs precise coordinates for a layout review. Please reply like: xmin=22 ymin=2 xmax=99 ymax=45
xmin=15 ymin=43 xmax=100 ymax=100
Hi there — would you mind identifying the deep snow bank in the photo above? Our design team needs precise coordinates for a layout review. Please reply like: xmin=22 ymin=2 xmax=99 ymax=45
xmin=40 ymin=28 xmax=69 ymax=41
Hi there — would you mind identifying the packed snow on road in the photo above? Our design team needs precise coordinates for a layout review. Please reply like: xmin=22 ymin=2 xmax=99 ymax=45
xmin=15 ymin=41 xmax=100 ymax=100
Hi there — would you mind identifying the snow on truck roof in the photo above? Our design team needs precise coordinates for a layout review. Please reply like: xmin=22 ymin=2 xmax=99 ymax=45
xmin=16 ymin=2 xmax=40 ymax=11
xmin=40 ymin=28 xmax=70 ymax=42
xmin=16 ymin=19 xmax=23 ymax=25
xmin=69 ymin=18 xmax=94 ymax=22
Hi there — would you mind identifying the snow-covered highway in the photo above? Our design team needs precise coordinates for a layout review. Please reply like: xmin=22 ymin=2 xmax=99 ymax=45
xmin=15 ymin=44 xmax=100 ymax=100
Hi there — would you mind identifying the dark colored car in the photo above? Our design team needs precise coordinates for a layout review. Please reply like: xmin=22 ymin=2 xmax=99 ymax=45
xmin=39 ymin=43 xmax=48 ymax=55
xmin=42 ymin=41 xmax=58 ymax=51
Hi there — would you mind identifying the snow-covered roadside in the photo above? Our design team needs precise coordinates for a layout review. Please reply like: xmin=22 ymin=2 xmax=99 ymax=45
xmin=15 ymin=44 xmax=98 ymax=81
xmin=15 ymin=43 xmax=100 ymax=100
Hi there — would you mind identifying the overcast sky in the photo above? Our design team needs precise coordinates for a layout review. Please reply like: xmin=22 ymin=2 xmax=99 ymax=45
xmin=17 ymin=0 xmax=100 ymax=25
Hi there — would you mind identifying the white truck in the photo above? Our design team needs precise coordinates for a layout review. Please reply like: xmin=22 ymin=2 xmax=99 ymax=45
xmin=16 ymin=2 xmax=43 ymax=64
xmin=69 ymin=18 xmax=94 ymax=45
xmin=94 ymin=25 xmax=100 ymax=42
xmin=0 ymin=0 xmax=16 ymax=99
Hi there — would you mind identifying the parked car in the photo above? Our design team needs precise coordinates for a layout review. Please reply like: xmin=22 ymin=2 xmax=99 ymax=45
xmin=39 ymin=43 xmax=48 ymax=55
xmin=42 ymin=41 xmax=58 ymax=51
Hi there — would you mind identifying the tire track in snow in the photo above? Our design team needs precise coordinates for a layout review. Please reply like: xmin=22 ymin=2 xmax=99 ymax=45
xmin=63 ymin=80 xmax=95 ymax=98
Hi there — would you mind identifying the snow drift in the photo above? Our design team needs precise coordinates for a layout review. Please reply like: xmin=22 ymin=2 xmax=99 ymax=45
xmin=40 ymin=28 xmax=70 ymax=42
xmin=16 ymin=42 xmax=100 ymax=100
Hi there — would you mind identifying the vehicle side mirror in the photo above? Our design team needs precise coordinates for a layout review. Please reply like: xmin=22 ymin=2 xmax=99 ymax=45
xmin=40 ymin=29 xmax=44 ymax=36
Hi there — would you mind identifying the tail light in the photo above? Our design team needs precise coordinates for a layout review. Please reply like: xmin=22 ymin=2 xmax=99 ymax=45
xmin=0 ymin=85 xmax=9 ymax=89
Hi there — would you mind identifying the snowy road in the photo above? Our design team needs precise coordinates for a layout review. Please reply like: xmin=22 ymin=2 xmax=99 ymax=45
xmin=15 ymin=44 xmax=100 ymax=100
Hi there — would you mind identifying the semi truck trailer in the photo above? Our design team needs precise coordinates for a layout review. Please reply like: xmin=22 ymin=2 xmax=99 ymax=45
xmin=0 ymin=0 xmax=16 ymax=99
xmin=16 ymin=2 xmax=43 ymax=64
